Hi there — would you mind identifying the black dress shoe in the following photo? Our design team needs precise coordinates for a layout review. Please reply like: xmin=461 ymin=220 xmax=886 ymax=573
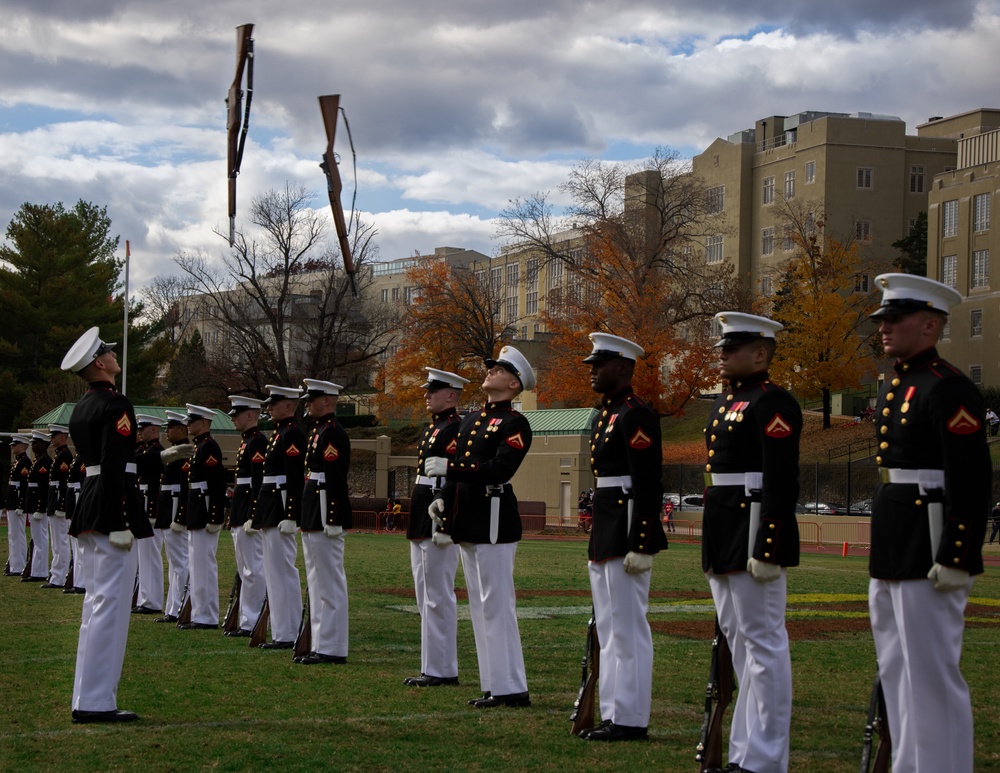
xmin=72 ymin=709 xmax=140 ymax=724
xmin=40 ymin=582 xmax=64 ymax=589
xmin=295 ymin=652 xmax=347 ymax=665
xmin=577 ymin=719 xmax=613 ymax=739
xmin=153 ymin=615 xmax=178 ymax=623
xmin=178 ymin=622 xmax=219 ymax=630
xmin=467 ymin=691 xmax=491 ymax=705
xmin=703 ymin=766 xmax=746 ymax=773
xmin=259 ymin=640 xmax=295 ymax=650
xmin=131 ymin=606 xmax=162 ymax=615
xmin=224 ymin=628 xmax=253 ymax=637
xmin=583 ymin=722 xmax=648 ymax=742
xmin=472 ymin=692 xmax=531 ymax=708
xmin=405 ymin=674 xmax=459 ymax=687
xmin=21 ymin=576 xmax=46 ymax=583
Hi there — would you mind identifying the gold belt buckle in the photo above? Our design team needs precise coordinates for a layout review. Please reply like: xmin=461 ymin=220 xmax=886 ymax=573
xmin=878 ymin=468 xmax=891 ymax=484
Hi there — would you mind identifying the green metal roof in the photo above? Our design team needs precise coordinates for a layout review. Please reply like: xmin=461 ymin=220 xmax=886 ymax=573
xmin=33 ymin=404 xmax=238 ymax=434
xmin=523 ymin=407 xmax=597 ymax=436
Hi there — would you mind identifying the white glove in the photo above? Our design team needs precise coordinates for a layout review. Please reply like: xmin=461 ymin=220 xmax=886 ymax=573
xmin=927 ymin=562 xmax=971 ymax=592
xmin=161 ymin=444 xmax=195 ymax=463
xmin=242 ymin=520 xmax=259 ymax=535
xmin=432 ymin=531 xmax=454 ymax=547
xmin=56 ymin=510 xmax=66 ymax=517
xmin=428 ymin=498 xmax=446 ymax=528
xmin=205 ymin=523 xmax=222 ymax=534
xmin=278 ymin=519 xmax=298 ymax=535
xmin=747 ymin=558 xmax=782 ymax=583
xmin=109 ymin=530 xmax=134 ymax=550
xmin=31 ymin=512 xmax=45 ymax=522
xmin=622 ymin=551 xmax=653 ymax=574
xmin=324 ymin=524 xmax=344 ymax=539
xmin=170 ymin=521 xmax=185 ymax=534
xmin=424 ymin=456 xmax=448 ymax=477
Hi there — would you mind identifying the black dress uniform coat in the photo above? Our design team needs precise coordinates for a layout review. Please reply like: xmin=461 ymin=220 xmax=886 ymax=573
xmin=588 ymin=387 xmax=667 ymax=562
xmin=230 ymin=427 xmax=267 ymax=528
xmin=65 ymin=454 xmax=85 ymax=519
xmin=11 ymin=451 xmax=30 ymax=512
xmin=68 ymin=382 xmax=153 ymax=539
xmin=157 ymin=454 xmax=190 ymax=530
xmin=439 ymin=400 xmax=531 ymax=545
xmin=871 ymin=347 xmax=991 ymax=579
xmin=252 ymin=417 xmax=306 ymax=529
xmin=702 ymin=370 xmax=802 ymax=573
xmin=135 ymin=438 xmax=164 ymax=522
xmin=407 ymin=408 xmax=461 ymax=540
xmin=25 ymin=451 xmax=51 ymax=515
xmin=47 ymin=446 xmax=74 ymax=516
xmin=185 ymin=431 xmax=227 ymax=530
xmin=301 ymin=413 xmax=352 ymax=532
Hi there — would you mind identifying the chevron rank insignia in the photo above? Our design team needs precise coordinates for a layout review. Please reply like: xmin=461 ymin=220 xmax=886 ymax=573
xmin=285 ymin=443 xmax=301 ymax=457
xmin=506 ymin=432 xmax=525 ymax=449
xmin=205 ymin=455 xmax=219 ymax=466
xmin=446 ymin=438 xmax=457 ymax=454
xmin=323 ymin=443 xmax=339 ymax=461
xmin=629 ymin=428 xmax=652 ymax=449
xmin=116 ymin=412 xmax=132 ymax=436
xmin=947 ymin=406 xmax=980 ymax=435
xmin=251 ymin=451 xmax=265 ymax=463
xmin=765 ymin=413 xmax=793 ymax=438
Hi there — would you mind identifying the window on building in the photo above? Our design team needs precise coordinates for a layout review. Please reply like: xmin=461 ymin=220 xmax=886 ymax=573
xmin=505 ymin=293 xmax=518 ymax=323
xmin=784 ymin=171 xmax=795 ymax=199
xmin=909 ymin=165 xmax=925 ymax=193
xmin=857 ymin=167 xmax=873 ymax=189
xmin=707 ymin=186 xmax=725 ymax=213
xmin=762 ymin=177 xmax=775 ymax=205
xmin=391 ymin=287 xmax=400 ymax=302
xmin=505 ymin=263 xmax=519 ymax=298
xmin=548 ymin=260 xmax=563 ymax=290
xmin=942 ymin=200 xmax=959 ymax=237
xmin=525 ymin=258 xmax=539 ymax=315
xmin=380 ymin=288 xmax=388 ymax=303
xmin=973 ymin=193 xmax=991 ymax=232
xmin=855 ymin=220 xmax=872 ymax=241
xmin=706 ymin=234 xmax=724 ymax=264
xmin=942 ymin=320 xmax=950 ymax=339
xmin=783 ymin=224 xmax=795 ymax=252
xmin=710 ymin=317 xmax=723 ymax=338
xmin=521 ymin=325 xmax=528 ymax=340
xmin=491 ymin=266 xmax=503 ymax=291
xmin=971 ymin=309 xmax=983 ymax=337
xmin=760 ymin=275 xmax=773 ymax=296
xmin=761 ymin=227 xmax=774 ymax=256
xmin=854 ymin=273 xmax=870 ymax=293
xmin=907 ymin=217 xmax=917 ymax=234
xmin=970 ymin=365 xmax=982 ymax=386
xmin=941 ymin=255 xmax=957 ymax=287
xmin=805 ymin=161 xmax=815 ymax=184
xmin=403 ymin=286 xmax=414 ymax=305
xmin=533 ymin=323 xmax=541 ymax=335
xmin=973 ymin=250 xmax=990 ymax=288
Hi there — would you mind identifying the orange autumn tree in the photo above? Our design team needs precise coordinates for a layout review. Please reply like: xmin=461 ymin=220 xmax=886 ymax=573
xmin=376 ymin=257 xmax=508 ymax=422
xmin=762 ymin=206 xmax=881 ymax=428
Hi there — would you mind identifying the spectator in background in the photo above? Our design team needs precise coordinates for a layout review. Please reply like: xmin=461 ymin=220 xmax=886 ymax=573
xmin=986 ymin=407 xmax=999 ymax=437
xmin=989 ymin=503 xmax=1000 ymax=545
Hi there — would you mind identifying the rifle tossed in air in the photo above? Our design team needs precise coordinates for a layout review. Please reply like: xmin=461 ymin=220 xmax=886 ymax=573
xmin=318 ymin=94 xmax=359 ymax=299
xmin=226 ymin=23 xmax=254 ymax=247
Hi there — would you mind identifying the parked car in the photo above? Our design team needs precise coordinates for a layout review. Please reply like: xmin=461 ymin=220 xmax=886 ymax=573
xmin=801 ymin=501 xmax=847 ymax=515
xmin=848 ymin=499 xmax=873 ymax=515
xmin=663 ymin=493 xmax=680 ymax=507
xmin=678 ymin=494 xmax=704 ymax=510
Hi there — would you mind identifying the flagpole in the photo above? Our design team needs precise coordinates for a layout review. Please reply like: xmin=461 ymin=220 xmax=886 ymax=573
xmin=122 ymin=240 xmax=130 ymax=395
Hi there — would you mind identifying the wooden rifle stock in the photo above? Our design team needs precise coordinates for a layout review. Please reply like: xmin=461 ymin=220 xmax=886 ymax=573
xmin=569 ymin=611 xmax=600 ymax=736
xmin=222 ymin=571 xmax=243 ymax=634
xmin=64 ymin=558 xmax=74 ymax=589
xmin=293 ymin=597 xmax=311 ymax=660
xmin=696 ymin=618 xmax=734 ymax=771
xmin=176 ymin=586 xmax=193 ymax=627
xmin=131 ymin=566 xmax=140 ymax=609
xmin=860 ymin=668 xmax=892 ymax=773
xmin=226 ymin=23 xmax=254 ymax=246
xmin=249 ymin=594 xmax=270 ymax=648
xmin=318 ymin=94 xmax=358 ymax=298
xmin=21 ymin=538 xmax=34 ymax=578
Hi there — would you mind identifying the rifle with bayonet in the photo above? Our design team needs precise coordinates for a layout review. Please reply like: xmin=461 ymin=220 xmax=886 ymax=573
xmin=860 ymin=668 xmax=891 ymax=773
xmin=696 ymin=618 xmax=734 ymax=771
xmin=569 ymin=609 xmax=599 ymax=736
xmin=226 ymin=23 xmax=254 ymax=247
xmin=318 ymin=94 xmax=358 ymax=299
xmin=222 ymin=571 xmax=242 ymax=634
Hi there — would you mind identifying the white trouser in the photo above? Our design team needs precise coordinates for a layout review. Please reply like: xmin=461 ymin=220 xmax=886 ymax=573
xmin=459 ymin=542 xmax=527 ymax=696
xmin=187 ymin=529 xmax=220 ymax=625
xmin=589 ymin=557 xmax=654 ymax=728
xmin=708 ymin=569 xmax=792 ymax=773
xmin=6 ymin=510 xmax=27 ymax=573
xmin=261 ymin=527 xmax=302 ymax=642
xmin=162 ymin=528 xmax=189 ymax=617
xmin=410 ymin=538 xmax=459 ymax=678
xmin=72 ymin=533 xmax=138 ymax=712
xmin=135 ymin=527 xmax=163 ymax=610
xmin=47 ymin=515 xmax=72 ymax=585
xmin=28 ymin=513 xmax=49 ymax=578
xmin=870 ymin=577 xmax=973 ymax=773
xmin=70 ymin=535 xmax=85 ymax=589
xmin=232 ymin=528 xmax=266 ymax=632
xmin=301 ymin=531 xmax=349 ymax=657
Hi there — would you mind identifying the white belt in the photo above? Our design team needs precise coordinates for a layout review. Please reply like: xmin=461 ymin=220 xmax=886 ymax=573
xmin=416 ymin=475 xmax=443 ymax=487
xmin=27 ymin=482 xmax=38 ymax=488
xmin=704 ymin=471 xmax=763 ymax=496
xmin=308 ymin=472 xmax=326 ymax=482
xmin=138 ymin=484 xmax=148 ymax=492
xmin=236 ymin=477 xmax=252 ymax=486
xmin=68 ymin=483 xmax=81 ymax=491
xmin=191 ymin=481 xmax=208 ymax=492
xmin=596 ymin=475 xmax=632 ymax=490
xmin=86 ymin=463 xmax=137 ymax=477
xmin=49 ymin=481 xmax=60 ymax=487
xmin=262 ymin=475 xmax=287 ymax=485
xmin=162 ymin=484 xmax=181 ymax=493
xmin=879 ymin=467 xmax=945 ymax=495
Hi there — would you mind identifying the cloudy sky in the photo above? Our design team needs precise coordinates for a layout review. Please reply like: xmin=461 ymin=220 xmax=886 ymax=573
xmin=2 ymin=0 xmax=999 ymax=290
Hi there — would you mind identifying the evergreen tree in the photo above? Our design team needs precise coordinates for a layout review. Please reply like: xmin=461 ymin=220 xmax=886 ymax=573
xmin=891 ymin=211 xmax=928 ymax=275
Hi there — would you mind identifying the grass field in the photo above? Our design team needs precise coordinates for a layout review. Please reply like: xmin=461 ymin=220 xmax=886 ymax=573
xmin=2 ymin=530 xmax=999 ymax=772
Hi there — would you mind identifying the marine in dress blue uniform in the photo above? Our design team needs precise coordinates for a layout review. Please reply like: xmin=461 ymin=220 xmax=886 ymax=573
xmin=64 ymin=451 xmax=87 ymax=593
xmin=867 ymin=274 xmax=990 ymax=773
xmin=579 ymin=333 xmax=666 ymax=742
xmin=132 ymin=415 xmax=164 ymax=613
xmin=61 ymin=327 xmax=153 ymax=724
xmin=403 ymin=368 xmax=467 ymax=687
xmin=155 ymin=412 xmax=195 ymax=622
xmin=4 ymin=435 xmax=31 ymax=576
xmin=702 ymin=313 xmax=802 ymax=773
xmin=427 ymin=346 xmax=535 ymax=708
xmin=23 ymin=430 xmax=52 ymax=582
xmin=43 ymin=424 xmax=74 ymax=589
